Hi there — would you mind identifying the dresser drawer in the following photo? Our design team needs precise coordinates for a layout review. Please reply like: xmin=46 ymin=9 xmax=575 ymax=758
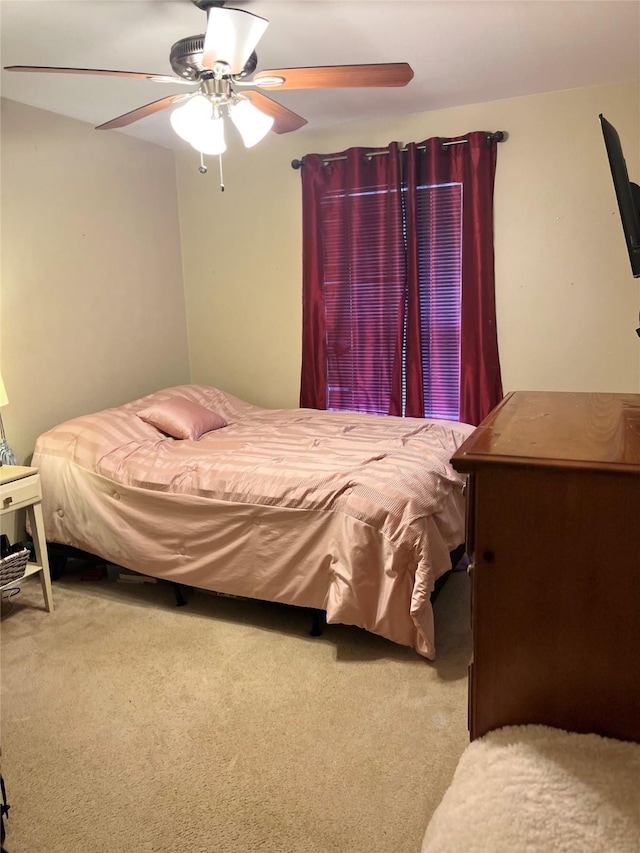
xmin=1 ymin=473 xmax=41 ymax=513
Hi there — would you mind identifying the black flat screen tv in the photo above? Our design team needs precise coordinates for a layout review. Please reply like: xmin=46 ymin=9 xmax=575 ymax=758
xmin=599 ymin=114 xmax=640 ymax=278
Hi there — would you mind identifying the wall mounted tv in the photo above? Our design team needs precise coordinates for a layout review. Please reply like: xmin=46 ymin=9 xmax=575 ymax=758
xmin=599 ymin=114 xmax=640 ymax=278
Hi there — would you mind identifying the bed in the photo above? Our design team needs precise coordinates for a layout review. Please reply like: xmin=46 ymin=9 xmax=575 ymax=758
xmin=32 ymin=384 xmax=474 ymax=659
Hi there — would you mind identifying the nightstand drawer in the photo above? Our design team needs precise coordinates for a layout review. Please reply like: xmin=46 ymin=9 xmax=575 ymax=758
xmin=1 ymin=474 xmax=41 ymax=513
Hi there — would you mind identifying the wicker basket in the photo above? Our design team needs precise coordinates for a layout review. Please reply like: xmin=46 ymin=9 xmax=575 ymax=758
xmin=0 ymin=548 xmax=30 ymax=586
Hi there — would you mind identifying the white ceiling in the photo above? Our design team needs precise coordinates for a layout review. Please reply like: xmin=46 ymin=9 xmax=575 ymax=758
xmin=1 ymin=0 xmax=639 ymax=150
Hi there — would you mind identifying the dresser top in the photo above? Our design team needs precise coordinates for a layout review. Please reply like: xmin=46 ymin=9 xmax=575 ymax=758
xmin=452 ymin=391 xmax=640 ymax=473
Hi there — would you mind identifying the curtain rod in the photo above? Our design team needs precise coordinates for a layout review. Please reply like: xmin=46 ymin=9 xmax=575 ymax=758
xmin=291 ymin=131 xmax=506 ymax=169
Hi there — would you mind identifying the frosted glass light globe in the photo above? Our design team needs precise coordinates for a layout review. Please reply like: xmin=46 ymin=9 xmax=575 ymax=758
xmin=189 ymin=116 xmax=227 ymax=156
xmin=170 ymin=95 xmax=213 ymax=143
xmin=229 ymin=99 xmax=274 ymax=148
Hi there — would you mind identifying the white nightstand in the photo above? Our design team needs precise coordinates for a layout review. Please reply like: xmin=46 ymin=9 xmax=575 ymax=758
xmin=0 ymin=465 xmax=54 ymax=612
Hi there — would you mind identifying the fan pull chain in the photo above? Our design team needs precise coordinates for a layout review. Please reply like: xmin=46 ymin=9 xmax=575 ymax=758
xmin=196 ymin=152 xmax=224 ymax=191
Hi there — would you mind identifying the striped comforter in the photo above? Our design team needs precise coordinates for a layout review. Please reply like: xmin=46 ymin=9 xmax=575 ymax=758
xmin=33 ymin=385 xmax=474 ymax=659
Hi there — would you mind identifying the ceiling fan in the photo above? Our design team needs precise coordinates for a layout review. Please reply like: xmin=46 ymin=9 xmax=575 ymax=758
xmin=4 ymin=0 xmax=414 ymax=158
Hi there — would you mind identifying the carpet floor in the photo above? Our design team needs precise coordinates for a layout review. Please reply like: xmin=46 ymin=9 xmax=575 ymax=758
xmin=0 ymin=566 xmax=471 ymax=853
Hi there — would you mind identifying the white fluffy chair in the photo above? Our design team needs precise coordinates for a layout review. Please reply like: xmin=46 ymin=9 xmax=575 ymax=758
xmin=422 ymin=725 xmax=640 ymax=853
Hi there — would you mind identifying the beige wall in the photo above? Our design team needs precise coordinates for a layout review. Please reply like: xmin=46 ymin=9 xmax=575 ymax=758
xmin=176 ymin=81 xmax=640 ymax=410
xmin=0 ymin=99 xmax=191 ymax=464
xmin=2 ymin=81 xmax=638 ymax=467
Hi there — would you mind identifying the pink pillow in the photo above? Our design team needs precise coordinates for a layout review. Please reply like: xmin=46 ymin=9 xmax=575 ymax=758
xmin=137 ymin=397 xmax=227 ymax=440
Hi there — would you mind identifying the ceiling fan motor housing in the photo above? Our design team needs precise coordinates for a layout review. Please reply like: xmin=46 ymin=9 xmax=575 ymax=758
xmin=170 ymin=35 xmax=258 ymax=81
xmin=170 ymin=35 xmax=207 ymax=80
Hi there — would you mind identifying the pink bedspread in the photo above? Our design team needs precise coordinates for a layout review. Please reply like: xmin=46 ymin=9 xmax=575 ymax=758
xmin=33 ymin=385 xmax=474 ymax=658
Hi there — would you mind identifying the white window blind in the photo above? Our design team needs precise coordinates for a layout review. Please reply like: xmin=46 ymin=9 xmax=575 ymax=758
xmin=415 ymin=182 xmax=463 ymax=420
xmin=320 ymin=181 xmax=462 ymax=419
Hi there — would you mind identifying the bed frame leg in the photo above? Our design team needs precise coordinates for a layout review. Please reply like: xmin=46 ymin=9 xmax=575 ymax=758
xmin=172 ymin=583 xmax=188 ymax=607
xmin=48 ymin=551 xmax=68 ymax=582
xmin=310 ymin=608 xmax=325 ymax=637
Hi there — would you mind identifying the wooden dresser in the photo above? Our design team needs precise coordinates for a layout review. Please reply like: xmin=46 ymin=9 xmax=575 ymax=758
xmin=451 ymin=391 xmax=640 ymax=743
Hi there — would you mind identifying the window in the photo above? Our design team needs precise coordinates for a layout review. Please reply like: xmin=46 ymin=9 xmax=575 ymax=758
xmin=414 ymin=181 xmax=463 ymax=420
xmin=322 ymin=186 xmax=405 ymax=415
xmin=321 ymin=180 xmax=462 ymax=420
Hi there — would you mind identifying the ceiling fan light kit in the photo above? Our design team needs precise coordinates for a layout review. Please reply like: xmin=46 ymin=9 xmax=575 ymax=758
xmin=5 ymin=0 xmax=414 ymax=188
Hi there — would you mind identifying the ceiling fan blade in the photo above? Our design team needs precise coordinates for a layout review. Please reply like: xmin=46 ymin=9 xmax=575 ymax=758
xmin=96 ymin=94 xmax=188 ymax=130
xmin=202 ymin=7 xmax=268 ymax=75
xmin=243 ymin=91 xmax=307 ymax=134
xmin=3 ymin=65 xmax=191 ymax=85
xmin=252 ymin=63 xmax=414 ymax=91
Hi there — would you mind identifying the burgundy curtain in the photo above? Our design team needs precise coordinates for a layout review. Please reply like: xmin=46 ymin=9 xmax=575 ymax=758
xmin=300 ymin=145 xmax=405 ymax=412
xmin=405 ymin=132 xmax=502 ymax=424
xmin=300 ymin=132 xmax=503 ymax=425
